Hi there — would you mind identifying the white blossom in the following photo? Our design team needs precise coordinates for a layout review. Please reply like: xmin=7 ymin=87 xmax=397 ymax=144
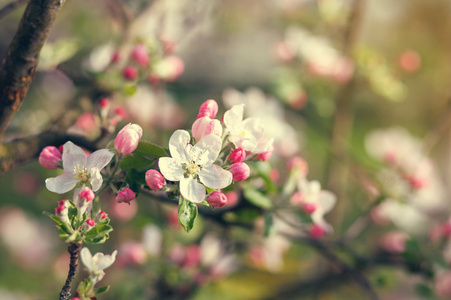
xmin=80 ymin=247 xmax=117 ymax=276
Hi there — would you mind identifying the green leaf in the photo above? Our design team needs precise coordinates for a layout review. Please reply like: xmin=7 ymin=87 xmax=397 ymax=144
xmin=264 ymin=213 xmax=274 ymax=237
xmin=178 ymin=196 xmax=198 ymax=233
xmin=125 ymin=169 xmax=144 ymax=194
xmin=254 ymin=162 xmax=277 ymax=194
xmin=134 ymin=140 xmax=168 ymax=158
xmin=85 ymin=224 xmax=113 ymax=239
xmin=120 ymin=154 xmax=155 ymax=170
xmin=43 ymin=211 xmax=63 ymax=225
xmin=84 ymin=234 xmax=109 ymax=244
xmin=243 ymin=187 xmax=273 ymax=210
xmin=124 ymin=85 xmax=137 ymax=96
xmin=95 ymin=285 xmax=110 ymax=296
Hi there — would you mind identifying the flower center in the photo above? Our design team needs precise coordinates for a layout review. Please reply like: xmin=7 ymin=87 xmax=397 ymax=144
xmin=239 ymin=128 xmax=250 ymax=138
xmin=183 ymin=161 xmax=203 ymax=178
xmin=73 ymin=164 xmax=89 ymax=182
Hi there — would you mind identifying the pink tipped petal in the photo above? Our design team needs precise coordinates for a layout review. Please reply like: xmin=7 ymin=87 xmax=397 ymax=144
xmin=45 ymin=173 xmax=79 ymax=194
xmin=62 ymin=141 xmax=87 ymax=173
xmin=159 ymin=157 xmax=185 ymax=181
xmin=199 ymin=165 xmax=233 ymax=190
xmin=87 ymin=149 xmax=114 ymax=170
xmin=180 ymin=177 xmax=206 ymax=203
xmin=168 ymin=130 xmax=192 ymax=163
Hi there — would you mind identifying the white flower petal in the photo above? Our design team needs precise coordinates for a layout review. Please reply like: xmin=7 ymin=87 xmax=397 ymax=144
xmin=224 ymin=104 xmax=244 ymax=132
xmin=80 ymin=247 xmax=93 ymax=271
xmin=192 ymin=134 xmax=222 ymax=166
xmin=95 ymin=250 xmax=117 ymax=271
xmin=62 ymin=141 xmax=87 ymax=173
xmin=199 ymin=165 xmax=232 ymax=190
xmin=159 ymin=157 xmax=185 ymax=181
xmin=242 ymin=118 xmax=264 ymax=140
xmin=318 ymin=191 xmax=336 ymax=215
xmin=89 ymin=168 xmax=103 ymax=192
xmin=180 ymin=177 xmax=206 ymax=203
xmin=87 ymin=149 xmax=114 ymax=170
xmin=169 ymin=130 xmax=192 ymax=163
xmin=45 ymin=173 xmax=79 ymax=194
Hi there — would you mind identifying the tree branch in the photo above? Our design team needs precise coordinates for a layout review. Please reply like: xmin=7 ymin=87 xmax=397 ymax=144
xmin=0 ymin=0 xmax=67 ymax=141
xmin=59 ymin=241 xmax=82 ymax=300
xmin=0 ymin=130 xmax=97 ymax=175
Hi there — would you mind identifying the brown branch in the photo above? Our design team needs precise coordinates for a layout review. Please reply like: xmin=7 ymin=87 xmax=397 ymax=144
xmin=0 ymin=131 xmax=97 ymax=175
xmin=0 ymin=0 xmax=67 ymax=142
xmin=0 ymin=0 xmax=28 ymax=20
xmin=59 ymin=241 xmax=82 ymax=300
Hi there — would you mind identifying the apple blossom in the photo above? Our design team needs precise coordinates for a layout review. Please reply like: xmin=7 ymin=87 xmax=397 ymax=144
xmin=379 ymin=231 xmax=408 ymax=253
xmin=116 ymin=188 xmax=136 ymax=204
xmin=153 ymin=56 xmax=185 ymax=81
xmin=228 ymin=147 xmax=246 ymax=163
xmin=256 ymin=144 xmax=274 ymax=161
xmin=197 ymin=99 xmax=219 ymax=119
xmin=159 ymin=130 xmax=232 ymax=203
xmin=145 ymin=169 xmax=165 ymax=191
xmin=122 ymin=65 xmax=138 ymax=80
xmin=80 ymin=247 xmax=117 ymax=278
xmin=86 ymin=219 xmax=95 ymax=227
xmin=130 ymin=43 xmax=149 ymax=67
xmin=39 ymin=146 xmax=62 ymax=169
xmin=45 ymin=141 xmax=114 ymax=194
xmin=191 ymin=116 xmax=222 ymax=141
xmin=208 ymin=191 xmax=228 ymax=207
xmin=115 ymin=123 xmax=143 ymax=156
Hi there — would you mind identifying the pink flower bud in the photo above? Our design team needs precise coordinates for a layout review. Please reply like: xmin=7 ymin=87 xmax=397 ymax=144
xmin=39 ymin=146 xmax=62 ymax=169
xmin=71 ymin=298 xmax=81 ymax=300
xmin=130 ymin=43 xmax=149 ymax=67
xmin=302 ymin=202 xmax=317 ymax=214
xmin=58 ymin=145 xmax=64 ymax=153
xmin=79 ymin=188 xmax=95 ymax=202
xmin=55 ymin=205 xmax=66 ymax=215
xmin=145 ymin=169 xmax=165 ymax=191
xmin=75 ymin=112 xmax=100 ymax=131
xmin=114 ymin=107 xmax=126 ymax=120
xmin=197 ymin=99 xmax=218 ymax=119
xmin=290 ymin=192 xmax=304 ymax=205
xmin=117 ymin=242 xmax=147 ymax=266
xmin=122 ymin=65 xmax=138 ymax=81
xmin=183 ymin=245 xmax=201 ymax=268
xmin=58 ymin=199 xmax=67 ymax=206
xmin=98 ymin=98 xmax=109 ymax=109
xmin=269 ymin=169 xmax=280 ymax=181
xmin=287 ymin=156 xmax=309 ymax=176
xmin=116 ymin=188 xmax=136 ymax=204
xmin=309 ymin=224 xmax=326 ymax=238
xmin=257 ymin=145 xmax=274 ymax=161
xmin=114 ymin=123 xmax=143 ymax=155
xmin=191 ymin=117 xmax=222 ymax=141
xmin=380 ymin=231 xmax=408 ymax=253
xmin=406 ymin=175 xmax=426 ymax=190
xmin=154 ymin=56 xmax=185 ymax=81
xmin=225 ymin=191 xmax=239 ymax=207
xmin=208 ymin=191 xmax=228 ymax=207
xmin=98 ymin=211 xmax=107 ymax=220
xmin=86 ymin=219 xmax=95 ymax=227
xmin=399 ymin=50 xmax=421 ymax=73
xmin=229 ymin=163 xmax=250 ymax=182
xmin=435 ymin=271 xmax=451 ymax=299
xmin=228 ymin=147 xmax=246 ymax=163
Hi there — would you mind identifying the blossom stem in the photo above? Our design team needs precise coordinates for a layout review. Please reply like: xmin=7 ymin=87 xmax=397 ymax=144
xmin=59 ymin=241 xmax=83 ymax=300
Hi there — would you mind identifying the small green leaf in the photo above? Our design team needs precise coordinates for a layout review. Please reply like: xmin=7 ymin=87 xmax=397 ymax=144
xmin=264 ymin=213 xmax=274 ymax=237
xmin=124 ymin=85 xmax=137 ymax=96
xmin=134 ymin=140 xmax=168 ymax=158
xmin=84 ymin=234 xmax=109 ymax=244
xmin=85 ymin=224 xmax=113 ymax=239
xmin=120 ymin=154 xmax=156 ymax=170
xmin=178 ymin=196 xmax=198 ymax=232
xmin=243 ymin=187 xmax=273 ymax=210
xmin=43 ymin=211 xmax=63 ymax=225
xmin=254 ymin=162 xmax=277 ymax=194
xmin=125 ymin=169 xmax=144 ymax=194
xmin=95 ymin=285 xmax=110 ymax=296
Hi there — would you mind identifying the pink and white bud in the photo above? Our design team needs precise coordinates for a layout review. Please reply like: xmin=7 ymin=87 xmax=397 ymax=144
xmin=130 ymin=43 xmax=149 ymax=67
xmin=75 ymin=112 xmax=100 ymax=132
xmin=302 ymin=202 xmax=317 ymax=214
xmin=154 ymin=56 xmax=185 ymax=81
xmin=225 ymin=191 xmax=239 ymax=207
xmin=191 ymin=117 xmax=222 ymax=141
xmin=229 ymin=163 xmax=250 ymax=182
xmin=79 ymin=188 xmax=95 ymax=202
xmin=114 ymin=107 xmax=126 ymax=120
xmin=287 ymin=156 xmax=309 ymax=177
xmin=257 ymin=145 xmax=274 ymax=161
xmin=406 ymin=175 xmax=426 ymax=190
xmin=197 ymin=99 xmax=219 ymax=119
xmin=110 ymin=197 xmax=138 ymax=222
xmin=228 ymin=147 xmax=246 ymax=163
xmin=86 ymin=219 xmax=95 ymax=227
xmin=116 ymin=188 xmax=136 ymax=204
xmin=309 ymin=224 xmax=326 ymax=238
xmin=290 ymin=192 xmax=304 ymax=205
xmin=98 ymin=98 xmax=109 ymax=109
xmin=55 ymin=200 xmax=70 ymax=224
xmin=208 ymin=191 xmax=228 ymax=207
xmin=98 ymin=211 xmax=108 ymax=220
xmin=435 ymin=271 xmax=451 ymax=299
xmin=145 ymin=169 xmax=165 ymax=191
xmin=122 ymin=65 xmax=138 ymax=81
xmin=114 ymin=123 xmax=143 ymax=155
xmin=380 ymin=231 xmax=408 ymax=253
xmin=117 ymin=242 xmax=147 ymax=266
xmin=39 ymin=146 xmax=62 ymax=169
xmin=269 ymin=169 xmax=280 ymax=182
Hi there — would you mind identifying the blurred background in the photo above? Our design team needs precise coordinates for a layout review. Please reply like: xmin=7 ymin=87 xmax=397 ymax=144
xmin=1 ymin=0 xmax=451 ymax=299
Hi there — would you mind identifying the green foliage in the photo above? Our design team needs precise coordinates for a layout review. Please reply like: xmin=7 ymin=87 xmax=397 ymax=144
xmin=178 ymin=196 xmax=198 ymax=232
xmin=243 ymin=186 xmax=273 ymax=210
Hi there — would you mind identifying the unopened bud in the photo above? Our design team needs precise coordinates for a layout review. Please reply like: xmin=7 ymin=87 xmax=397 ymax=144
xmin=86 ymin=219 xmax=95 ymax=227
xmin=98 ymin=211 xmax=108 ymax=220
xmin=191 ymin=117 xmax=222 ymax=141
xmin=130 ymin=43 xmax=149 ymax=67
xmin=208 ymin=191 xmax=228 ymax=207
xmin=145 ymin=170 xmax=165 ymax=191
xmin=302 ymin=202 xmax=317 ymax=214
xmin=256 ymin=145 xmax=274 ymax=161
xmin=197 ymin=99 xmax=219 ymax=119
xmin=114 ymin=123 xmax=143 ymax=155
xmin=98 ymin=98 xmax=109 ymax=109
xmin=228 ymin=147 xmax=246 ymax=163
xmin=309 ymin=224 xmax=326 ymax=238
xmin=79 ymin=188 xmax=95 ymax=202
xmin=229 ymin=163 xmax=250 ymax=181
xmin=116 ymin=188 xmax=136 ymax=204
xmin=122 ymin=65 xmax=138 ymax=81
xmin=287 ymin=156 xmax=309 ymax=176
xmin=39 ymin=146 xmax=62 ymax=169
xmin=114 ymin=107 xmax=126 ymax=120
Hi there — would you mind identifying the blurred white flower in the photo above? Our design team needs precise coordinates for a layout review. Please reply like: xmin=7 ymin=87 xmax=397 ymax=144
xmin=80 ymin=247 xmax=117 ymax=277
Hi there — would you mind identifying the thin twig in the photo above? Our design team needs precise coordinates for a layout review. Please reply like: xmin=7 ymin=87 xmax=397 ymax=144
xmin=0 ymin=0 xmax=27 ymax=20
xmin=59 ymin=241 xmax=83 ymax=300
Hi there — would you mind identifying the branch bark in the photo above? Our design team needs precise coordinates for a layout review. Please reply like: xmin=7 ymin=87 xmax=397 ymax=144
xmin=59 ymin=241 xmax=82 ymax=300
xmin=0 ymin=0 xmax=66 ymax=142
